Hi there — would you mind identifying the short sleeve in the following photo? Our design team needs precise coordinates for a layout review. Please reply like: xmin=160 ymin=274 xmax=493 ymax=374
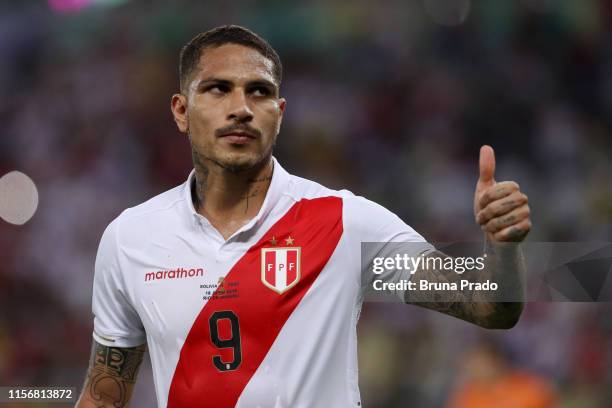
xmin=342 ymin=194 xmax=435 ymax=294
xmin=92 ymin=219 xmax=146 ymax=347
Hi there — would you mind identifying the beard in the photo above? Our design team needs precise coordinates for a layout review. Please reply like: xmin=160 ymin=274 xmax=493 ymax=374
xmin=189 ymin=131 xmax=277 ymax=174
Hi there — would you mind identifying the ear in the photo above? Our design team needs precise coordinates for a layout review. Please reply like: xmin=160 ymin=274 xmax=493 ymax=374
xmin=171 ymin=93 xmax=189 ymax=133
xmin=276 ymin=97 xmax=287 ymax=134
xmin=278 ymin=97 xmax=286 ymax=114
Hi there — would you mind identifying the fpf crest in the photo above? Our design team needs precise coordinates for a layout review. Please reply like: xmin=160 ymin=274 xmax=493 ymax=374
xmin=261 ymin=238 xmax=301 ymax=294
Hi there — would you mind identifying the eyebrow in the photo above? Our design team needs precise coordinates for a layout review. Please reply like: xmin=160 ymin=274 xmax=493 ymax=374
xmin=196 ymin=77 xmax=278 ymax=92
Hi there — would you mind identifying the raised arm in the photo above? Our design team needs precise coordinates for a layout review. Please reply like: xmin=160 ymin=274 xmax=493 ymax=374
xmin=76 ymin=340 xmax=146 ymax=408
xmin=407 ymin=146 xmax=530 ymax=329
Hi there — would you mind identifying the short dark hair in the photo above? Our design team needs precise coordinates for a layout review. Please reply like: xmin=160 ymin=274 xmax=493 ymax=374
xmin=179 ymin=25 xmax=282 ymax=92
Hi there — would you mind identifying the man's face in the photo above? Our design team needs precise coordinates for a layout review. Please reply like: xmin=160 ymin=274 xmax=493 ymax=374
xmin=172 ymin=43 xmax=285 ymax=172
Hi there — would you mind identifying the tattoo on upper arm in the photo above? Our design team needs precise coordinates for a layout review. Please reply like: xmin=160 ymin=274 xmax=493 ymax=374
xmin=86 ymin=342 xmax=146 ymax=407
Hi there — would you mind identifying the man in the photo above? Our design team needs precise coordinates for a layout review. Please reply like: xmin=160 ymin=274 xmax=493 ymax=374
xmin=76 ymin=25 xmax=531 ymax=408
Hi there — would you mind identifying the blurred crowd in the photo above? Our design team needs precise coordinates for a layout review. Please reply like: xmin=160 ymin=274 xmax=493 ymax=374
xmin=1 ymin=0 xmax=611 ymax=407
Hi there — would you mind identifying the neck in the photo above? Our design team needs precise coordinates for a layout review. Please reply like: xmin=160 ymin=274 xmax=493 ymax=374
xmin=191 ymin=155 xmax=274 ymax=239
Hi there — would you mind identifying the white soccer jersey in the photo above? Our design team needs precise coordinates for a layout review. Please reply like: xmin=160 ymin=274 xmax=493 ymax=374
xmin=92 ymin=158 xmax=432 ymax=408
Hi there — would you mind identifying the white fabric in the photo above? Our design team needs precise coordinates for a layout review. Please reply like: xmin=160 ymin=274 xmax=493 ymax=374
xmin=92 ymin=158 xmax=432 ymax=407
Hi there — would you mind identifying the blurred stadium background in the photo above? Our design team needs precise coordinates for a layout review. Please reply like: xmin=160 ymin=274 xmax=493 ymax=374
xmin=1 ymin=0 xmax=612 ymax=407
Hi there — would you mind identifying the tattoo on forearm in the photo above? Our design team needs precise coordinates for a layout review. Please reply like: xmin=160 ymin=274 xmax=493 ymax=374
xmin=406 ymin=250 xmax=523 ymax=329
xmin=86 ymin=342 xmax=145 ymax=407
xmin=406 ymin=251 xmax=484 ymax=324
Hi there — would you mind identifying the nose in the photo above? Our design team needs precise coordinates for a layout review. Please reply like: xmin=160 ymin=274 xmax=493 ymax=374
xmin=227 ymin=90 xmax=254 ymax=123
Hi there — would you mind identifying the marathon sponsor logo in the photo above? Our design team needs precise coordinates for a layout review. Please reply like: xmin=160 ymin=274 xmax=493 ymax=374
xmin=145 ymin=267 xmax=204 ymax=282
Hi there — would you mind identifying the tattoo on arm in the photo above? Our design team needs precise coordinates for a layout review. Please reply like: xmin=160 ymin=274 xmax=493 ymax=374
xmin=405 ymin=249 xmax=523 ymax=329
xmin=405 ymin=251 xmax=485 ymax=325
xmin=82 ymin=341 xmax=146 ymax=408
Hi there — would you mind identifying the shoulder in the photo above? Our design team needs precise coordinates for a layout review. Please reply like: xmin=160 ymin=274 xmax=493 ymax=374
xmin=105 ymin=180 xmax=190 ymax=247
xmin=121 ymin=182 xmax=186 ymax=220
xmin=283 ymin=173 xmax=426 ymax=242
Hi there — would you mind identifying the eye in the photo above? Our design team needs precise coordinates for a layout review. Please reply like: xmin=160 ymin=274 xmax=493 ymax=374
xmin=207 ymin=84 xmax=229 ymax=94
xmin=250 ymin=86 xmax=272 ymax=97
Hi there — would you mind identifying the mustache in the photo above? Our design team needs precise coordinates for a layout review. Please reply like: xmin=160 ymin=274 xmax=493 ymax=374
xmin=215 ymin=124 xmax=262 ymax=138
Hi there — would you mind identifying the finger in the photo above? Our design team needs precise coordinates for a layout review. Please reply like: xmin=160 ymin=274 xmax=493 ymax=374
xmin=476 ymin=191 xmax=528 ymax=225
xmin=482 ymin=204 xmax=530 ymax=233
xmin=478 ymin=181 xmax=520 ymax=210
xmin=478 ymin=145 xmax=496 ymax=184
xmin=493 ymin=218 xmax=532 ymax=242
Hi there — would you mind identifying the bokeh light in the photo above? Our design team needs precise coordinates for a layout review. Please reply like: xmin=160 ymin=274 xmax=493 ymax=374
xmin=0 ymin=171 xmax=39 ymax=225
xmin=47 ymin=0 xmax=128 ymax=13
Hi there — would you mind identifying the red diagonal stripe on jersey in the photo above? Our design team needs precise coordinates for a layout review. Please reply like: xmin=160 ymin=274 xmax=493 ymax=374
xmin=167 ymin=197 xmax=343 ymax=408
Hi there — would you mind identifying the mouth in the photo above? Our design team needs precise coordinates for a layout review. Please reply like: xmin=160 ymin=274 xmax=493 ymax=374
xmin=219 ymin=131 xmax=257 ymax=145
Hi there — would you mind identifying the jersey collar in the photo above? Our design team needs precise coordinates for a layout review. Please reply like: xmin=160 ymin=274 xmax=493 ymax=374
xmin=183 ymin=156 xmax=290 ymax=240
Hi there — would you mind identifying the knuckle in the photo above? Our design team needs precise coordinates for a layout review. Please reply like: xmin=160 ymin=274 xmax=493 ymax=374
xmin=492 ymin=218 xmax=503 ymax=231
xmin=493 ymin=202 xmax=504 ymax=216
xmin=481 ymin=207 xmax=492 ymax=220
xmin=490 ymin=203 xmax=501 ymax=216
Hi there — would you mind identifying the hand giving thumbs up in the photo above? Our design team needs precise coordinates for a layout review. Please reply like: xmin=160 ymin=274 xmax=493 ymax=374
xmin=474 ymin=145 xmax=531 ymax=242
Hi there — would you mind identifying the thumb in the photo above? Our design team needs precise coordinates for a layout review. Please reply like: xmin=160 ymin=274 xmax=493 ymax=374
xmin=478 ymin=145 xmax=496 ymax=185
